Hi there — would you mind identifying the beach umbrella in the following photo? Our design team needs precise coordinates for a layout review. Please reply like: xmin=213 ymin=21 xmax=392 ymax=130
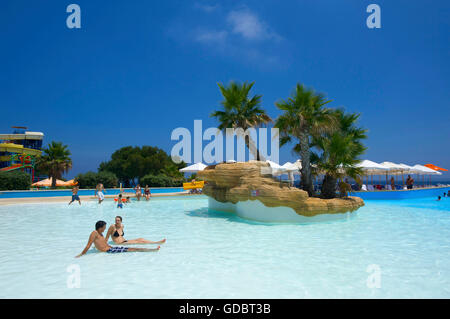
xmin=281 ymin=161 xmax=302 ymax=174
xmin=355 ymin=160 xmax=388 ymax=184
xmin=355 ymin=160 xmax=389 ymax=173
xmin=411 ymin=164 xmax=442 ymax=186
xmin=424 ymin=164 xmax=448 ymax=172
xmin=355 ymin=160 xmax=388 ymax=186
xmin=266 ymin=160 xmax=287 ymax=176
xmin=381 ymin=162 xmax=412 ymax=186
xmin=32 ymin=177 xmax=67 ymax=187
xmin=179 ymin=163 xmax=207 ymax=173
xmin=411 ymin=164 xmax=442 ymax=175
xmin=61 ymin=179 xmax=78 ymax=186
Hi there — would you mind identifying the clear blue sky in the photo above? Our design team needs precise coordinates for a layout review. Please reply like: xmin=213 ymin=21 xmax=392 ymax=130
xmin=0 ymin=0 xmax=449 ymax=179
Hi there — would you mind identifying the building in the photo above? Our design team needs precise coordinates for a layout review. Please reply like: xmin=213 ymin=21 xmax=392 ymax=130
xmin=0 ymin=127 xmax=44 ymax=179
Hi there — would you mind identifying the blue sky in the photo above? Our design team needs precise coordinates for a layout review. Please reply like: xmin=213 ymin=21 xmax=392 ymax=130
xmin=0 ymin=0 xmax=449 ymax=179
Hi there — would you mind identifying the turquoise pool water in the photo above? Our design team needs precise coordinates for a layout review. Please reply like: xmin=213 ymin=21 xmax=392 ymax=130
xmin=0 ymin=196 xmax=449 ymax=298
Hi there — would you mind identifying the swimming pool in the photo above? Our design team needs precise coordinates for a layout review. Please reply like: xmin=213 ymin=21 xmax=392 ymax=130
xmin=0 ymin=195 xmax=449 ymax=298
xmin=0 ymin=187 xmax=184 ymax=198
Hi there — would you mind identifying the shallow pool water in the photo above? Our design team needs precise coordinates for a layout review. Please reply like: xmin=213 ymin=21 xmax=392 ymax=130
xmin=0 ymin=196 xmax=449 ymax=298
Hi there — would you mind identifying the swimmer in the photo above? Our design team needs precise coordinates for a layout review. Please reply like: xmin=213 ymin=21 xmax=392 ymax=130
xmin=134 ymin=184 xmax=142 ymax=201
xmin=116 ymin=194 xmax=124 ymax=208
xmin=76 ymin=221 xmax=160 ymax=257
xmin=68 ymin=186 xmax=81 ymax=205
xmin=126 ymin=196 xmax=131 ymax=203
xmin=144 ymin=185 xmax=151 ymax=201
xmin=437 ymin=196 xmax=441 ymax=201
xmin=105 ymin=216 xmax=166 ymax=245
xmin=96 ymin=183 xmax=106 ymax=204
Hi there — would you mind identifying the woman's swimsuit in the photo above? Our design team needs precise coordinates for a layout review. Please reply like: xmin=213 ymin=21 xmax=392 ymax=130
xmin=113 ymin=227 xmax=127 ymax=242
xmin=145 ymin=189 xmax=150 ymax=195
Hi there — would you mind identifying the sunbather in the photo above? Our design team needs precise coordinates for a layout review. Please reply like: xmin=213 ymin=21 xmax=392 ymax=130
xmin=76 ymin=221 xmax=160 ymax=257
xmin=105 ymin=216 xmax=166 ymax=245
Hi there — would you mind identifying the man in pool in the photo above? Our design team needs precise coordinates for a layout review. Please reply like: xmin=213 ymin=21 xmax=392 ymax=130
xmin=68 ymin=186 xmax=81 ymax=205
xmin=76 ymin=221 xmax=160 ymax=257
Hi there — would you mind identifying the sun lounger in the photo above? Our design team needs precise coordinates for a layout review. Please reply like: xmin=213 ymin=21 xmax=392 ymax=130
xmin=367 ymin=185 xmax=375 ymax=191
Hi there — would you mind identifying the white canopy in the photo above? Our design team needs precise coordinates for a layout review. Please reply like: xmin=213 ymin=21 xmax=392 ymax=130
xmin=410 ymin=164 xmax=442 ymax=175
xmin=179 ymin=162 xmax=207 ymax=173
xmin=355 ymin=160 xmax=389 ymax=174
xmin=265 ymin=160 xmax=286 ymax=175
xmin=380 ymin=161 xmax=410 ymax=174
xmin=281 ymin=160 xmax=302 ymax=174
xmin=398 ymin=163 xmax=414 ymax=171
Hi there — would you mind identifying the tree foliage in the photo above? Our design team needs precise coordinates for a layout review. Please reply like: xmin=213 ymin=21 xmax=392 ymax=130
xmin=98 ymin=146 xmax=186 ymax=187
xmin=211 ymin=81 xmax=271 ymax=161
xmin=36 ymin=141 xmax=72 ymax=188
xmin=311 ymin=109 xmax=367 ymax=198
xmin=275 ymin=83 xmax=336 ymax=196
xmin=75 ymin=171 xmax=118 ymax=189
xmin=0 ymin=171 xmax=31 ymax=190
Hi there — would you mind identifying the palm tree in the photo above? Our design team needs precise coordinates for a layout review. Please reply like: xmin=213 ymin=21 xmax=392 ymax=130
xmin=275 ymin=83 xmax=337 ymax=196
xmin=311 ymin=109 xmax=367 ymax=198
xmin=211 ymin=81 xmax=271 ymax=161
xmin=36 ymin=141 xmax=72 ymax=188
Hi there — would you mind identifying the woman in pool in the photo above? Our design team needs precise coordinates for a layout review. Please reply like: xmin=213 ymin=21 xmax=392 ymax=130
xmin=134 ymin=184 xmax=142 ymax=201
xmin=105 ymin=216 xmax=166 ymax=245
xmin=144 ymin=185 xmax=151 ymax=201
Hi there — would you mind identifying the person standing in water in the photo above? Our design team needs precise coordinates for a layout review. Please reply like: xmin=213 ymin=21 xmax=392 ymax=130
xmin=116 ymin=194 xmax=125 ymax=209
xmin=76 ymin=221 xmax=160 ymax=257
xmin=390 ymin=177 xmax=395 ymax=190
xmin=96 ymin=183 xmax=106 ymax=204
xmin=69 ymin=186 xmax=81 ymax=205
xmin=105 ymin=216 xmax=166 ymax=245
xmin=406 ymin=175 xmax=414 ymax=190
xmin=134 ymin=184 xmax=142 ymax=201
xmin=144 ymin=185 xmax=151 ymax=201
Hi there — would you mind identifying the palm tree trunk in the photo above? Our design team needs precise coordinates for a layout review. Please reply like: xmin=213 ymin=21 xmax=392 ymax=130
xmin=321 ymin=174 xmax=337 ymax=199
xmin=245 ymin=135 xmax=266 ymax=162
xmin=299 ymin=132 xmax=313 ymax=196
xmin=51 ymin=174 xmax=56 ymax=188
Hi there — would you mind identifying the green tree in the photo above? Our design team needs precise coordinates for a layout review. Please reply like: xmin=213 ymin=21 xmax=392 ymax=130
xmin=99 ymin=146 xmax=185 ymax=186
xmin=275 ymin=83 xmax=337 ymax=196
xmin=0 ymin=171 xmax=31 ymax=190
xmin=311 ymin=109 xmax=367 ymax=198
xmin=75 ymin=171 xmax=118 ymax=189
xmin=211 ymin=81 xmax=272 ymax=161
xmin=36 ymin=141 xmax=72 ymax=188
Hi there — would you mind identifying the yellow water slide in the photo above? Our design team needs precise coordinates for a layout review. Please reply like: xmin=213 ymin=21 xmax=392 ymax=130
xmin=183 ymin=181 xmax=205 ymax=190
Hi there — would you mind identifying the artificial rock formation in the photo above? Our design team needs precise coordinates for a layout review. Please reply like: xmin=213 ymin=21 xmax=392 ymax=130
xmin=198 ymin=161 xmax=364 ymax=217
